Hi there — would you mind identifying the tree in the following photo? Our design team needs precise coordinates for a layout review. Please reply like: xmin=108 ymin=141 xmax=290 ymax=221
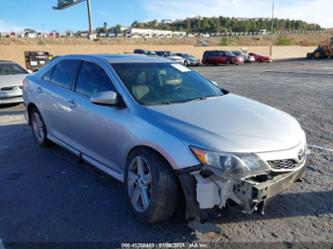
xmin=125 ymin=16 xmax=321 ymax=34
xmin=131 ymin=21 xmax=138 ymax=27
xmin=103 ymin=22 xmax=108 ymax=33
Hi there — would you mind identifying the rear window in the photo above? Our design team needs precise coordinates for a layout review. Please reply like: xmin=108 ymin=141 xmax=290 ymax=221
xmin=134 ymin=49 xmax=145 ymax=54
xmin=0 ymin=63 xmax=28 ymax=75
xmin=42 ymin=68 xmax=53 ymax=81
xmin=50 ymin=60 xmax=80 ymax=89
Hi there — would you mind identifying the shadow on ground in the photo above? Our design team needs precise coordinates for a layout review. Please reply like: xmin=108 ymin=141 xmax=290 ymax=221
xmin=207 ymin=190 xmax=333 ymax=225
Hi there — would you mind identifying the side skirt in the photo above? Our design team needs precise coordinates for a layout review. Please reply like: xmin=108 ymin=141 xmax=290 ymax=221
xmin=47 ymin=134 xmax=124 ymax=182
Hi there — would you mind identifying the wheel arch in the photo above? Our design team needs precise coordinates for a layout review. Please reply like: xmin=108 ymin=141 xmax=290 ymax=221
xmin=27 ymin=102 xmax=38 ymax=124
xmin=126 ymin=145 xmax=176 ymax=171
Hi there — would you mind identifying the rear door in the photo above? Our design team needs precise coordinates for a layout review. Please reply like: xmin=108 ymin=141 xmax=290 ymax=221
xmin=39 ymin=59 xmax=81 ymax=143
xmin=217 ymin=51 xmax=227 ymax=64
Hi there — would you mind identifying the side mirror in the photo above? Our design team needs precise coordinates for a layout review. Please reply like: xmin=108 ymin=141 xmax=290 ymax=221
xmin=90 ymin=91 xmax=118 ymax=106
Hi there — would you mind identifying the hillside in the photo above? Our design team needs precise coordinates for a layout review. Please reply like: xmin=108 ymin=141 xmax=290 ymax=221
xmin=0 ymin=33 xmax=330 ymax=47
xmin=130 ymin=16 xmax=322 ymax=33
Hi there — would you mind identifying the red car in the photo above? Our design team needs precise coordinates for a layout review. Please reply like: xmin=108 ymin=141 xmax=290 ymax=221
xmin=202 ymin=50 xmax=244 ymax=65
xmin=249 ymin=53 xmax=272 ymax=63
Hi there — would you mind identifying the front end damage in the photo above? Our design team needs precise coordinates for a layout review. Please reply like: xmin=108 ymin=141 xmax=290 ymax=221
xmin=177 ymin=159 xmax=307 ymax=221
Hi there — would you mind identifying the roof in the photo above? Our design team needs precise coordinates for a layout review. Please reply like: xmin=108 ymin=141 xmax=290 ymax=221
xmin=103 ymin=54 xmax=173 ymax=63
xmin=62 ymin=54 xmax=173 ymax=63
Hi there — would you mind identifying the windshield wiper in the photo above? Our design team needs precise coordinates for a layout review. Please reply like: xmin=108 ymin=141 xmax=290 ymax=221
xmin=158 ymin=96 xmax=209 ymax=105
xmin=185 ymin=96 xmax=208 ymax=103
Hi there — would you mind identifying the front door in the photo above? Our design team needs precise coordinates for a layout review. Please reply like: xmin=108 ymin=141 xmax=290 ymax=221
xmin=65 ymin=60 xmax=128 ymax=173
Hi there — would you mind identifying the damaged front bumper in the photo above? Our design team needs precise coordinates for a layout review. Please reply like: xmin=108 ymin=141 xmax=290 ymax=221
xmin=177 ymin=161 xmax=306 ymax=220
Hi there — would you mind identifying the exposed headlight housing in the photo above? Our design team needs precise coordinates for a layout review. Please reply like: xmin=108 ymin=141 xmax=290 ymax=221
xmin=190 ymin=146 xmax=270 ymax=180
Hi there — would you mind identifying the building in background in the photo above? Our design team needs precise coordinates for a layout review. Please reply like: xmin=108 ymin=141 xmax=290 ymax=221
xmin=126 ymin=28 xmax=186 ymax=38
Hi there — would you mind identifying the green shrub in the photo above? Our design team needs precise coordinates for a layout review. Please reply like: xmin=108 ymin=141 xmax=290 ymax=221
xmin=220 ymin=36 xmax=234 ymax=46
xmin=275 ymin=36 xmax=296 ymax=45
xmin=37 ymin=39 xmax=46 ymax=45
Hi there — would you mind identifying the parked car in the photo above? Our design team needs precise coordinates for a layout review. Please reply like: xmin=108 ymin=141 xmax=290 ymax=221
xmin=249 ymin=52 xmax=272 ymax=63
xmin=232 ymin=50 xmax=255 ymax=63
xmin=154 ymin=51 xmax=186 ymax=65
xmin=24 ymin=54 xmax=307 ymax=224
xmin=155 ymin=51 xmax=171 ymax=57
xmin=174 ymin=53 xmax=201 ymax=66
xmin=202 ymin=50 xmax=244 ymax=65
xmin=133 ymin=49 xmax=157 ymax=57
xmin=25 ymin=51 xmax=53 ymax=72
xmin=0 ymin=60 xmax=29 ymax=105
xmin=167 ymin=54 xmax=186 ymax=65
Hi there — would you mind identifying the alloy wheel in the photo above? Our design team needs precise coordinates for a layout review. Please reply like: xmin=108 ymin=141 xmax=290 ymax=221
xmin=127 ymin=156 xmax=152 ymax=212
xmin=31 ymin=111 xmax=45 ymax=143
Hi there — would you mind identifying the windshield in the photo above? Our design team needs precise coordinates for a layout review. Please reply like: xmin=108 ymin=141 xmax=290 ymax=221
xmin=146 ymin=51 xmax=157 ymax=56
xmin=0 ymin=63 xmax=28 ymax=75
xmin=112 ymin=63 xmax=223 ymax=106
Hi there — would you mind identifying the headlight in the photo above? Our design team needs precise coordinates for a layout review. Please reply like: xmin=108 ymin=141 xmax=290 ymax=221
xmin=190 ymin=146 xmax=270 ymax=180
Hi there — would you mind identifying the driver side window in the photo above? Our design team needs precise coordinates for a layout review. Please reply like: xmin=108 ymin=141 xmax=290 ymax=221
xmin=75 ymin=61 xmax=116 ymax=98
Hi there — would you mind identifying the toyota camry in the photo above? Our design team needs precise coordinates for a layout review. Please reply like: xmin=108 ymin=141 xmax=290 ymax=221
xmin=23 ymin=54 xmax=307 ymax=223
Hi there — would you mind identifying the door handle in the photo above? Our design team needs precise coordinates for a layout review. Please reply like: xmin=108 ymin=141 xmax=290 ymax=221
xmin=68 ymin=100 xmax=77 ymax=109
xmin=37 ymin=86 xmax=43 ymax=93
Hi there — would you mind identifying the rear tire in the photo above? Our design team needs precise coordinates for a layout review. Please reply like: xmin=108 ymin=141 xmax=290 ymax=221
xmin=125 ymin=148 xmax=179 ymax=224
xmin=30 ymin=107 xmax=51 ymax=147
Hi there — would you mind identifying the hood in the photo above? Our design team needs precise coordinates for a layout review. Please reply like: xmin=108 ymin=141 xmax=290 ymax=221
xmin=146 ymin=94 xmax=303 ymax=153
xmin=0 ymin=74 xmax=27 ymax=88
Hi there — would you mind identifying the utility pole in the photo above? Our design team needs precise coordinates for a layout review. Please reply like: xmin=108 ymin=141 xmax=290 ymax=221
xmin=271 ymin=0 xmax=275 ymax=35
xmin=269 ymin=0 xmax=275 ymax=56
xmin=86 ymin=0 xmax=94 ymax=40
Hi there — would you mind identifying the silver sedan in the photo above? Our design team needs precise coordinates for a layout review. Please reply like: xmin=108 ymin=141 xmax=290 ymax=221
xmin=0 ymin=60 xmax=29 ymax=105
xmin=23 ymin=54 xmax=308 ymax=223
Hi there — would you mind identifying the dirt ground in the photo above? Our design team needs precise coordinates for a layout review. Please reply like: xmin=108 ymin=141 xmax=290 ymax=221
xmin=0 ymin=44 xmax=316 ymax=67
xmin=0 ymin=60 xmax=332 ymax=248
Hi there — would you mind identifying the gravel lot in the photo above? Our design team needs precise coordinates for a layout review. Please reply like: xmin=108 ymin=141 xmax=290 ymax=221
xmin=0 ymin=60 xmax=332 ymax=247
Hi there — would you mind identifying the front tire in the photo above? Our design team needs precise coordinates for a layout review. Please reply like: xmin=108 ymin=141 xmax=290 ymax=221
xmin=125 ymin=148 xmax=179 ymax=224
xmin=30 ymin=107 xmax=51 ymax=147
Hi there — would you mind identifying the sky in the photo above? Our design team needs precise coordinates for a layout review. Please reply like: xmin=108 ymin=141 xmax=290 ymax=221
xmin=0 ymin=0 xmax=332 ymax=33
